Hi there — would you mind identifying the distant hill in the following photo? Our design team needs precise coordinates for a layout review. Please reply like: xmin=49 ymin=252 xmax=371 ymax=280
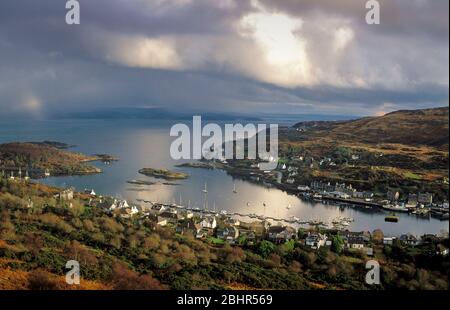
xmin=55 ymin=107 xmax=261 ymax=122
xmin=294 ymin=107 xmax=449 ymax=150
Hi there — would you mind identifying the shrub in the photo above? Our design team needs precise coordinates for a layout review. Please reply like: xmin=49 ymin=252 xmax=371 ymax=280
xmin=27 ymin=269 xmax=60 ymax=290
xmin=256 ymin=240 xmax=275 ymax=258
xmin=110 ymin=262 xmax=167 ymax=290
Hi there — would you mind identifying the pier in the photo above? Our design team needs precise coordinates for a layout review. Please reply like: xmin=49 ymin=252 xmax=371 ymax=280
xmin=322 ymin=196 xmax=382 ymax=208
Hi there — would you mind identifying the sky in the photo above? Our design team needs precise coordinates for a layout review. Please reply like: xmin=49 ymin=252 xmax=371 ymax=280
xmin=0 ymin=0 xmax=448 ymax=119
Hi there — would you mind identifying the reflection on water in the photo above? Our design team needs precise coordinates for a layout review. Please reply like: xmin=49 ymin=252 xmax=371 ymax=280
xmin=1 ymin=119 xmax=448 ymax=236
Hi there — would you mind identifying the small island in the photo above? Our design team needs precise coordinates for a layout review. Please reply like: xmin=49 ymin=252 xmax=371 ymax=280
xmin=138 ymin=168 xmax=188 ymax=180
xmin=175 ymin=162 xmax=216 ymax=169
xmin=126 ymin=179 xmax=156 ymax=186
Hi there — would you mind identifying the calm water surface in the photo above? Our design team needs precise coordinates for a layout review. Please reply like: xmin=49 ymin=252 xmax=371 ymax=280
xmin=0 ymin=119 xmax=448 ymax=236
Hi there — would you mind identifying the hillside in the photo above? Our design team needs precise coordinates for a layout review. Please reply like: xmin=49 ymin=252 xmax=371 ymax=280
xmin=294 ymin=107 xmax=449 ymax=150
xmin=275 ymin=107 xmax=449 ymax=199
xmin=0 ymin=178 xmax=448 ymax=290
xmin=0 ymin=142 xmax=102 ymax=176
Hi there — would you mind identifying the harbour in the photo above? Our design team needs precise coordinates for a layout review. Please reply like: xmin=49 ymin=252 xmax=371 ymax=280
xmin=1 ymin=118 xmax=448 ymax=236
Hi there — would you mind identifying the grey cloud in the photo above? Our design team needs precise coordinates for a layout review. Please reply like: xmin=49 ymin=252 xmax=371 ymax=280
xmin=0 ymin=0 xmax=448 ymax=119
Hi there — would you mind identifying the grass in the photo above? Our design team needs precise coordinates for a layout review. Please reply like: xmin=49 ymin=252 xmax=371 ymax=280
xmin=404 ymin=172 xmax=423 ymax=180
xmin=340 ymin=255 xmax=364 ymax=264
xmin=208 ymin=237 xmax=225 ymax=245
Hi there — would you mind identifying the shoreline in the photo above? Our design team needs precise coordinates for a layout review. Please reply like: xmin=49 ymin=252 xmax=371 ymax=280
xmin=178 ymin=160 xmax=450 ymax=222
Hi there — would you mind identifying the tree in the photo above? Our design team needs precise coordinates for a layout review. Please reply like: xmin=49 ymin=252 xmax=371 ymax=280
xmin=23 ymin=232 xmax=43 ymax=256
xmin=144 ymin=234 xmax=160 ymax=250
xmin=288 ymin=260 xmax=302 ymax=273
xmin=256 ymin=240 xmax=275 ymax=258
xmin=279 ymin=239 xmax=296 ymax=257
xmin=372 ymin=229 xmax=384 ymax=244
xmin=331 ymin=235 xmax=344 ymax=254
xmin=297 ymin=228 xmax=307 ymax=239
xmin=64 ymin=240 xmax=98 ymax=266
xmin=0 ymin=210 xmax=16 ymax=241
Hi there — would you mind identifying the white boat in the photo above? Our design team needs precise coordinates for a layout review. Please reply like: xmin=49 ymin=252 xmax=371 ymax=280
xmin=313 ymin=193 xmax=323 ymax=200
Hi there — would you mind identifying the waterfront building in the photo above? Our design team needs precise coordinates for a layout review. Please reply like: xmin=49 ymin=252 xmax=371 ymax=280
xmin=418 ymin=192 xmax=433 ymax=205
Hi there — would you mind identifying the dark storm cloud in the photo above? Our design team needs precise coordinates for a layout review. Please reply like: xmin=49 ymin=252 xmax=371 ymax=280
xmin=0 ymin=0 xmax=448 ymax=119
xmin=259 ymin=0 xmax=449 ymax=40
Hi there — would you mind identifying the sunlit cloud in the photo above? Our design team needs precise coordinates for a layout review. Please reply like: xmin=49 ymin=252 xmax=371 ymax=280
xmin=104 ymin=35 xmax=182 ymax=70
xmin=238 ymin=8 xmax=312 ymax=87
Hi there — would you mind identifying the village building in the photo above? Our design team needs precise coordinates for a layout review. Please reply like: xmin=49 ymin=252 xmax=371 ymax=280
xmin=224 ymin=218 xmax=240 ymax=226
xmin=436 ymin=244 xmax=449 ymax=256
xmin=216 ymin=226 xmax=239 ymax=243
xmin=238 ymin=229 xmax=257 ymax=245
xmin=157 ymin=211 xmax=183 ymax=226
xmin=387 ymin=191 xmax=400 ymax=202
xmin=176 ymin=219 xmax=200 ymax=236
xmin=418 ymin=192 xmax=433 ymax=205
xmin=149 ymin=204 xmax=167 ymax=215
xmin=407 ymin=193 xmax=418 ymax=205
xmin=267 ymin=226 xmax=296 ymax=243
xmin=195 ymin=228 xmax=212 ymax=239
xmin=199 ymin=216 xmax=217 ymax=230
xmin=399 ymin=234 xmax=420 ymax=246
xmin=286 ymin=178 xmax=295 ymax=184
xmin=84 ymin=189 xmax=96 ymax=196
xmin=239 ymin=221 xmax=267 ymax=238
xmin=297 ymin=185 xmax=310 ymax=192
xmin=329 ymin=191 xmax=351 ymax=199
xmin=352 ymin=191 xmax=374 ymax=199
xmin=115 ymin=206 xmax=139 ymax=218
xmin=345 ymin=235 xmax=365 ymax=249
xmin=305 ymin=233 xmax=327 ymax=249
xmin=109 ymin=199 xmax=129 ymax=211
xmin=181 ymin=210 xmax=194 ymax=219
xmin=57 ymin=188 xmax=74 ymax=201
xmin=383 ymin=237 xmax=396 ymax=245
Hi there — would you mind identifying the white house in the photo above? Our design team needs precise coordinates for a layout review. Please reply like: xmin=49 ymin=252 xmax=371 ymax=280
xmin=305 ymin=233 xmax=327 ymax=249
xmin=84 ymin=189 xmax=96 ymax=196
xmin=149 ymin=204 xmax=167 ymax=215
xmin=199 ymin=216 xmax=217 ymax=229
xmin=286 ymin=178 xmax=295 ymax=184
xmin=383 ymin=237 xmax=396 ymax=245
xmin=297 ymin=185 xmax=310 ymax=192
xmin=346 ymin=236 xmax=365 ymax=249
xmin=330 ymin=191 xmax=351 ymax=199
xmin=130 ymin=205 xmax=139 ymax=215
xmin=216 ymin=226 xmax=239 ymax=243
xmin=399 ymin=234 xmax=419 ymax=246
xmin=58 ymin=188 xmax=74 ymax=201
